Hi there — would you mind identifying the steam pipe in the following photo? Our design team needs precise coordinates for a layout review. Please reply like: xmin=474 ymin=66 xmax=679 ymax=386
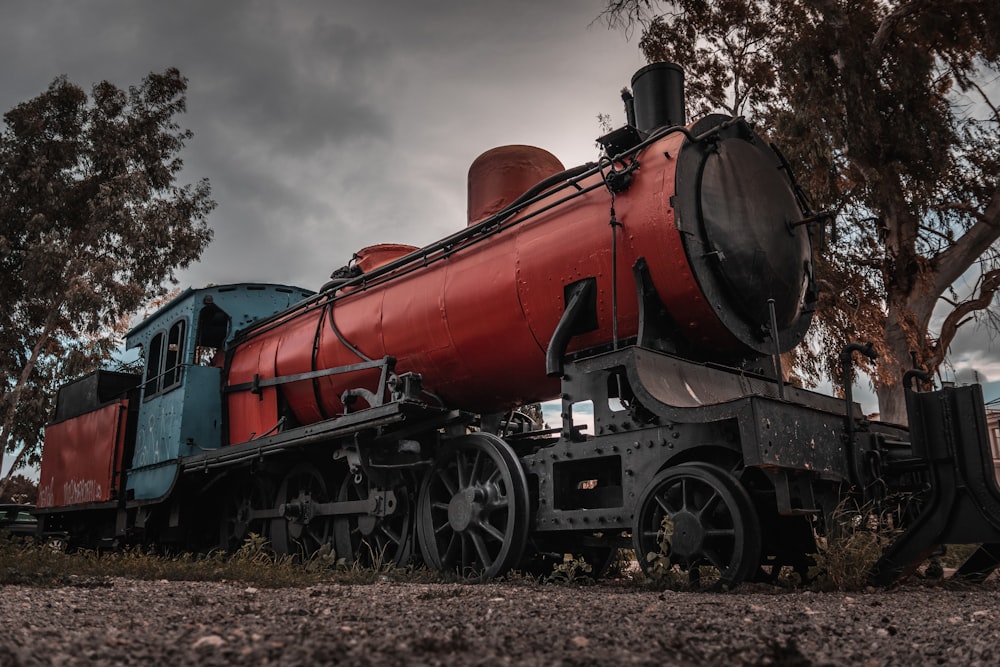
xmin=546 ymin=279 xmax=596 ymax=377
xmin=622 ymin=89 xmax=636 ymax=127
xmin=841 ymin=342 xmax=878 ymax=478
xmin=767 ymin=299 xmax=785 ymax=400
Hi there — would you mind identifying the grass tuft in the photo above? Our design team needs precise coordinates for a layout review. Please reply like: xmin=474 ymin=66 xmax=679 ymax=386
xmin=807 ymin=498 xmax=902 ymax=591
xmin=0 ymin=532 xmax=436 ymax=588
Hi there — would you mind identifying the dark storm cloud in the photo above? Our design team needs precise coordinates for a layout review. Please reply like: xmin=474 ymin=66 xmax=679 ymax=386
xmin=0 ymin=0 xmax=645 ymax=293
xmin=0 ymin=0 xmax=407 ymax=286
xmin=187 ymin=12 xmax=392 ymax=155
xmin=942 ymin=322 xmax=1000 ymax=383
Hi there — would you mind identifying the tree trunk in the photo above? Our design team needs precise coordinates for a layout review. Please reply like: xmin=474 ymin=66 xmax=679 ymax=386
xmin=875 ymin=305 xmax=915 ymax=425
xmin=875 ymin=378 xmax=909 ymax=425
xmin=0 ymin=313 xmax=59 ymax=491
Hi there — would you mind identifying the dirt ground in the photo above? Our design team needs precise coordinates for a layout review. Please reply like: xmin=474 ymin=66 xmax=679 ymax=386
xmin=3 ymin=577 xmax=1000 ymax=666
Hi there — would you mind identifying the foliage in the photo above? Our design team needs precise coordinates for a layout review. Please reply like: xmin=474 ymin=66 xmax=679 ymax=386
xmin=0 ymin=68 xmax=215 ymax=489
xmin=640 ymin=514 xmax=725 ymax=590
xmin=1 ymin=473 xmax=37 ymax=503
xmin=808 ymin=499 xmax=902 ymax=591
xmin=604 ymin=547 xmax=635 ymax=578
xmin=603 ymin=1 xmax=1000 ymax=421
xmin=544 ymin=555 xmax=594 ymax=584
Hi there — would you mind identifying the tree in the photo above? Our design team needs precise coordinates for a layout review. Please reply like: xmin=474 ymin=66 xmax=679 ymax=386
xmin=2 ymin=474 xmax=38 ymax=504
xmin=603 ymin=0 xmax=1000 ymax=422
xmin=0 ymin=69 xmax=214 ymax=494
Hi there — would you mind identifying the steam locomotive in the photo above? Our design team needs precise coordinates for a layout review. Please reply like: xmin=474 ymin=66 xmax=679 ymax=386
xmin=34 ymin=64 xmax=1000 ymax=588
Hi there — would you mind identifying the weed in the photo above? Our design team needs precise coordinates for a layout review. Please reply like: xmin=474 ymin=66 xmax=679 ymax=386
xmin=303 ymin=543 xmax=343 ymax=573
xmin=232 ymin=532 xmax=275 ymax=564
xmin=638 ymin=514 xmax=723 ymax=591
xmin=545 ymin=555 xmax=593 ymax=584
xmin=605 ymin=548 xmax=635 ymax=579
xmin=808 ymin=497 xmax=902 ymax=591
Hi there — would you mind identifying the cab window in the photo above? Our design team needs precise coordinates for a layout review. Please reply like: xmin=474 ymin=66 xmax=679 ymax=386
xmin=163 ymin=320 xmax=185 ymax=389
xmin=144 ymin=333 xmax=163 ymax=396
xmin=144 ymin=319 xmax=186 ymax=399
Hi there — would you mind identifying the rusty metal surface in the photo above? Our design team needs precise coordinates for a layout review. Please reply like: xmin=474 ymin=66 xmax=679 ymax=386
xmin=467 ymin=144 xmax=564 ymax=224
xmin=38 ymin=401 xmax=129 ymax=508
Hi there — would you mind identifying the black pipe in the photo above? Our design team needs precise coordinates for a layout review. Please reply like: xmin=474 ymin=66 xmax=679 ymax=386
xmin=841 ymin=342 xmax=878 ymax=479
xmin=622 ymin=89 xmax=636 ymax=127
xmin=546 ymin=280 xmax=596 ymax=377
xmin=767 ymin=299 xmax=785 ymax=400
xmin=841 ymin=342 xmax=878 ymax=415
xmin=903 ymin=368 xmax=932 ymax=391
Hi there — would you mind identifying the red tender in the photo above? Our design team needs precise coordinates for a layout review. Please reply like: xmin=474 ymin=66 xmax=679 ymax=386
xmin=38 ymin=401 xmax=130 ymax=508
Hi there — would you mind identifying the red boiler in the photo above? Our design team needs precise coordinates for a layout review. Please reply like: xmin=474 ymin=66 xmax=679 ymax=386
xmin=225 ymin=118 xmax=814 ymax=444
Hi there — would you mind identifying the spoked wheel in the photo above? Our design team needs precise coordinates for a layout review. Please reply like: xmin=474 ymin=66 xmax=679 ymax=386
xmin=417 ymin=433 xmax=530 ymax=578
xmin=271 ymin=464 xmax=335 ymax=558
xmin=333 ymin=472 xmax=413 ymax=568
xmin=219 ymin=475 xmax=275 ymax=551
xmin=633 ymin=462 xmax=761 ymax=590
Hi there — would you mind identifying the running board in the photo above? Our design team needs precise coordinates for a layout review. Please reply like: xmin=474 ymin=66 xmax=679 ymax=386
xmin=871 ymin=383 xmax=1000 ymax=585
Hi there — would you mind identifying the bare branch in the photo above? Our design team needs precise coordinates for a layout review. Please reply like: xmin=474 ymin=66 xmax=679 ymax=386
xmin=932 ymin=186 xmax=1000 ymax=294
xmin=927 ymin=268 xmax=1000 ymax=369
xmin=871 ymin=0 xmax=940 ymax=56
xmin=967 ymin=77 xmax=1000 ymax=125
xmin=596 ymin=0 xmax=656 ymax=34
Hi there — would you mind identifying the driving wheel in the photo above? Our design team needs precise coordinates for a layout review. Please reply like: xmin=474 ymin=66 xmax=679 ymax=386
xmin=416 ymin=433 xmax=529 ymax=578
xmin=633 ymin=462 xmax=761 ymax=590
xmin=333 ymin=472 xmax=413 ymax=567
xmin=271 ymin=463 xmax=335 ymax=558
xmin=219 ymin=474 xmax=274 ymax=551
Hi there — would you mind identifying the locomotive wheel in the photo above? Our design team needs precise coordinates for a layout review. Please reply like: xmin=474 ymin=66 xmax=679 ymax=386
xmin=632 ymin=463 xmax=762 ymax=590
xmin=416 ymin=433 xmax=530 ymax=578
xmin=333 ymin=473 xmax=413 ymax=568
xmin=219 ymin=475 xmax=275 ymax=552
xmin=271 ymin=464 xmax=335 ymax=558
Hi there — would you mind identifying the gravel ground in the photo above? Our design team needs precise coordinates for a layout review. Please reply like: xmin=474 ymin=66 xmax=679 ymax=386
xmin=3 ymin=578 xmax=1000 ymax=666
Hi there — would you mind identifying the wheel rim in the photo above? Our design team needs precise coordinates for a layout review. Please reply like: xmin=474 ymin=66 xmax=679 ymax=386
xmin=219 ymin=475 xmax=274 ymax=551
xmin=272 ymin=464 xmax=334 ymax=558
xmin=333 ymin=473 xmax=412 ymax=568
xmin=633 ymin=463 xmax=761 ymax=590
xmin=417 ymin=433 xmax=529 ymax=578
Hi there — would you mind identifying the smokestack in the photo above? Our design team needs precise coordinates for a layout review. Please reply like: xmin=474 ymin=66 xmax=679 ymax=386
xmin=630 ymin=62 xmax=686 ymax=133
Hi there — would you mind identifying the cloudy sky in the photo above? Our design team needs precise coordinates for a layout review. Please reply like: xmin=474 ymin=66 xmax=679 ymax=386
xmin=2 ymin=0 xmax=998 ymax=414
xmin=1 ymin=0 xmax=645 ymax=293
